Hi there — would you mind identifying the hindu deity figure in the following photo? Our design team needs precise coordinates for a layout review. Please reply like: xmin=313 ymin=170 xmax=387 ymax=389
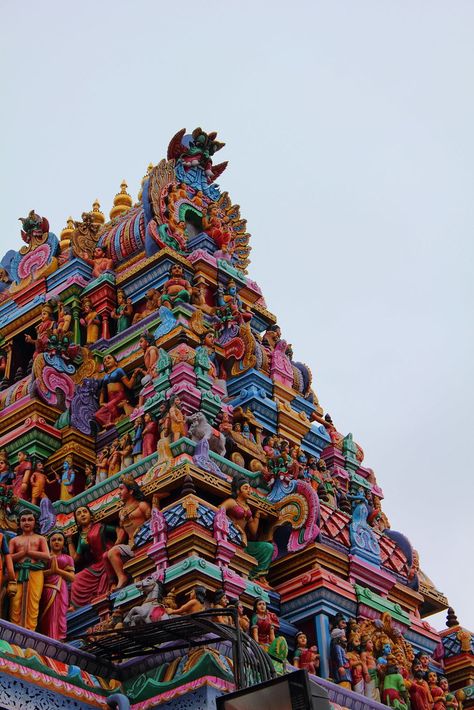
xmin=96 ymin=447 xmax=110 ymax=484
xmin=132 ymin=288 xmax=160 ymax=324
xmin=0 ymin=458 xmax=14 ymax=487
xmin=56 ymin=458 xmax=76 ymax=501
xmin=132 ymin=416 xmax=144 ymax=461
xmin=84 ymin=463 xmax=96 ymax=489
xmin=381 ymin=657 xmax=409 ymax=709
xmin=25 ymin=304 xmax=55 ymax=357
xmin=119 ymin=433 xmax=133 ymax=468
xmin=9 ymin=509 xmax=50 ymax=631
xmin=160 ymin=263 xmax=192 ymax=308
xmin=68 ymin=505 xmax=116 ymax=608
xmin=55 ymin=301 xmax=72 ymax=335
xmin=251 ymin=598 xmax=275 ymax=651
xmin=135 ymin=331 xmax=159 ymax=405
xmin=293 ymin=632 xmax=320 ymax=674
xmin=80 ymin=298 xmax=101 ymax=345
xmin=142 ymin=412 xmax=159 ymax=457
xmin=167 ymin=395 xmax=188 ymax=442
xmin=262 ymin=324 xmax=281 ymax=351
xmin=105 ymin=475 xmax=151 ymax=590
xmin=428 ymin=672 xmax=446 ymax=710
xmin=196 ymin=330 xmax=220 ymax=379
xmin=111 ymin=289 xmax=134 ymax=333
xmin=330 ymin=629 xmax=352 ymax=688
xmin=409 ymin=658 xmax=434 ymax=709
xmin=316 ymin=458 xmax=337 ymax=507
xmin=38 ymin=530 xmax=75 ymax=640
xmin=108 ymin=439 xmax=122 ymax=477
xmin=215 ymin=279 xmax=252 ymax=344
xmin=220 ymin=475 xmax=274 ymax=582
xmin=166 ymin=586 xmax=206 ymax=615
xmin=346 ymin=626 xmax=365 ymax=694
xmin=235 ymin=599 xmax=250 ymax=634
xmin=81 ymin=245 xmax=114 ymax=279
xmin=213 ymin=588 xmax=232 ymax=625
xmin=0 ymin=527 xmax=16 ymax=600
xmin=94 ymin=354 xmax=139 ymax=429
xmin=13 ymin=450 xmax=31 ymax=498
xmin=27 ymin=459 xmax=57 ymax=506
xmin=360 ymin=634 xmax=381 ymax=700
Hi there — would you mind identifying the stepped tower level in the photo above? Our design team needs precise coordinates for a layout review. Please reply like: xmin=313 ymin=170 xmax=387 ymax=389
xmin=0 ymin=128 xmax=471 ymax=710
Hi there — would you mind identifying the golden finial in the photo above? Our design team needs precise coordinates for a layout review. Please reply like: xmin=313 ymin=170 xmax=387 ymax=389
xmin=91 ymin=199 xmax=105 ymax=226
xmin=59 ymin=216 xmax=75 ymax=248
xmin=137 ymin=163 xmax=154 ymax=202
xmin=110 ymin=180 xmax=133 ymax=220
xmin=60 ymin=216 xmax=75 ymax=240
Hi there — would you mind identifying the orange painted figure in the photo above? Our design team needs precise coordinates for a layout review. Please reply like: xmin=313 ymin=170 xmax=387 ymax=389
xmin=9 ymin=510 xmax=50 ymax=631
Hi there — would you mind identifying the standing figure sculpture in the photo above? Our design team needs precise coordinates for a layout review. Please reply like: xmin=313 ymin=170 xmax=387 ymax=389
xmin=168 ymin=395 xmax=188 ymax=442
xmin=39 ymin=530 xmax=75 ymax=640
xmin=111 ymin=289 xmax=133 ymax=333
xmin=25 ymin=305 xmax=55 ymax=357
xmin=251 ymin=598 xmax=275 ymax=651
xmin=142 ymin=413 xmax=159 ymax=457
xmin=9 ymin=510 xmax=50 ymax=631
xmin=80 ymin=298 xmax=101 ymax=345
xmin=293 ymin=631 xmax=320 ymax=674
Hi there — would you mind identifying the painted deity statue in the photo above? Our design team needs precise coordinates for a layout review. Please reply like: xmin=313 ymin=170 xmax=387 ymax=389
xmin=81 ymin=245 xmax=114 ymax=279
xmin=381 ymin=657 xmax=409 ymax=709
xmin=9 ymin=509 xmax=50 ymax=631
xmin=251 ymin=598 xmax=275 ymax=651
xmin=132 ymin=288 xmax=160 ymax=324
xmin=220 ymin=475 xmax=274 ymax=582
xmin=28 ymin=459 xmax=57 ymax=506
xmin=142 ymin=412 xmax=159 ymax=457
xmin=160 ymin=263 xmax=192 ymax=308
xmin=105 ymin=475 xmax=151 ymax=590
xmin=293 ymin=632 xmax=320 ymax=674
xmin=94 ymin=354 xmax=139 ymax=429
xmin=13 ymin=451 xmax=31 ymax=499
xmin=135 ymin=331 xmax=159 ymax=405
xmin=166 ymin=585 xmax=206 ymax=615
xmin=80 ymin=298 xmax=101 ymax=345
xmin=167 ymin=395 xmax=188 ymax=442
xmin=25 ymin=304 xmax=55 ymax=357
xmin=39 ymin=530 xmax=75 ymax=640
xmin=111 ymin=289 xmax=134 ymax=333
xmin=330 ymin=629 xmax=352 ymax=688
xmin=68 ymin=505 xmax=116 ymax=608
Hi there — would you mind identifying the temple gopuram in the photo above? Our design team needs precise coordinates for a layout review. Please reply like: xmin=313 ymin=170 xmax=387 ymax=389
xmin=0 ymin=127 xmax=472 ymax=710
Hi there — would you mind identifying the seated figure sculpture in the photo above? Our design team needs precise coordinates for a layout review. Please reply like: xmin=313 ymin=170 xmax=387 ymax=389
xmin=160 ymin=263 xmax=192 ymax=308
xmin=105 ymin=475 xmax=151 ymax=590
xmin=220 ymin=475 xmax=274 ymax=582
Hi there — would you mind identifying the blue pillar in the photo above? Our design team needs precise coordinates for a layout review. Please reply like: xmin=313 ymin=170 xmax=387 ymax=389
xmin=314 ymin=612 xmax=331 ymax=680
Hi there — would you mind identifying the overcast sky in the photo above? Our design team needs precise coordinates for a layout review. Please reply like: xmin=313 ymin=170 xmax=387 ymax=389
xmin=1 ymin=1 xmax=473 ymax=630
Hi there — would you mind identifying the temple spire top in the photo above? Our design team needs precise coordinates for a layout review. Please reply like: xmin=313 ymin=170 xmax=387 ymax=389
xmin=110 ymin=180 xmax=132 ymax=220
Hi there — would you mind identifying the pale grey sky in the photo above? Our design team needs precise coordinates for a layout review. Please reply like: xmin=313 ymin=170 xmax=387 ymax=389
xmin=1 ymin=1 xmax=473 ymax=630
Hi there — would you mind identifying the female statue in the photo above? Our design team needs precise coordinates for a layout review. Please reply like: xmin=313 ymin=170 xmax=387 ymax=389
xmin=39 ymin=530 xmax=75 ymax=640
xmin=251 ymin=598 xmax=275 ymax=651
xmin=220 ymin=475 xmax=274 ymax=582
xmin=67 ymin=505 xmax=116 ymax=608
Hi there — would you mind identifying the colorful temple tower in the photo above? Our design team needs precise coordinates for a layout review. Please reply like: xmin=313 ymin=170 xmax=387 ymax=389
xmin=0 ymin=127 xmax=471 ymax=710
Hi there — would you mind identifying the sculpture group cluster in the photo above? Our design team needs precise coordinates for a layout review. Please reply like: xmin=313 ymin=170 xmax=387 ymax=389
xmin=0 ymin=128 xmax=468 ymax=709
